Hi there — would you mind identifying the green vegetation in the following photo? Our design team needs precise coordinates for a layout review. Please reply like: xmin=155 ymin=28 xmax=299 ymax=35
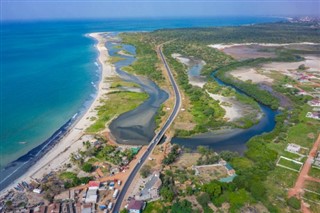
xmin=162 ymin=144 xmax=180 ymax=165
xmin=150 ymin=22 xmax=320 ymax=44
xmin=110 ymin=78 xmax=140 ymax=88
xmin=162 ymin=43 xmax=228 ymax=136
xmin=59 ymin=172 xmax=93 ymax=189
xmin=108 ymin=56 xmax=125 ymax=64
xmin=140 ymin=164 xmax=152 ymax=178
xmin=309 ymin=167 xmax=320 ymax=179
xmin=82 ymin=162 xmax=94 ymax=173
xmin=277 ymin=158 xmax=302 ymax=171
xmin=196 ymin=146 xmax=220 ymax=165
xmin=120 ymin=33 xmax=164 ymax=82
xmin=124 ymin=23 xmax=320 ymax=212
xmin=87 ymin=91 xmax=148 ymax=133
xmin=204 ymin=80 xmax=261 ymax=128
xmin=155 ymin=104 xmax=166 ymax=128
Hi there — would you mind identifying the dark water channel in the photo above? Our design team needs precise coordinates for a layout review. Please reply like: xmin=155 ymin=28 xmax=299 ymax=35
xmin=107 ymin=38 xmax=168 ymax=145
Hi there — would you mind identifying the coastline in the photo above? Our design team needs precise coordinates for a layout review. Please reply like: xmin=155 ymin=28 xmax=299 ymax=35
xmin=0 ymin=32 xmax=115 ymax=195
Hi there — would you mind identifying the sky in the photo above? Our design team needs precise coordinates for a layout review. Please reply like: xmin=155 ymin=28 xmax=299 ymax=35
xmin=1 ymin=0 xmax=319 ymax=21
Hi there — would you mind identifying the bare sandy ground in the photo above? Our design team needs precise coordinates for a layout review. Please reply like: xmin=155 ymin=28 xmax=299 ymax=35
xmin=230 ymin=55 xmax=320 ymax=85
xmin=210 ymin=43 xmax=320 ymax=60
xmin=0 ymin=32 xmax=116 ymax=195
xmin=230 ymin=67 xmax=274 ymax=84
xmin=172 ymin=53 xmax=207 ymax=88
xmin=262 ymin=55 xmax=320 ymax=73
xmin=209 ymin=42 xmax=319 ymax=50
xmin=207 ymin=93 xmax=243 ymax=121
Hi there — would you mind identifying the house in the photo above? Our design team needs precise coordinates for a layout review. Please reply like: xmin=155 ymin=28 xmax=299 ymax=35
xmin=286 ymin=143 xmax=301 ymax=153
xmin=306 ymin=112 xmax=320 ymax=120
xmin=308 ymin=99 xmax=320 ymax=107
xmin=127 ymin=199 xmax=145 ymax=213
xmin=33 ymin=188 xmax=42 ymax=194
xmin=111 ymin=167 xmax=120 ymax=174
xmin=88 ymin=181 xmax=100 ymax=190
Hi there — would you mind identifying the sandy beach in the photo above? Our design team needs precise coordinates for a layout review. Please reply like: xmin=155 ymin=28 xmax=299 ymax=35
xmin=0 ymin=32 xmax=115 ymax=195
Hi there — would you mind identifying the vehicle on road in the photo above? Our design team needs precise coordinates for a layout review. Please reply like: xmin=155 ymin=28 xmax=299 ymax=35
xmin=113 ymin=189 xmax=119 ymax=199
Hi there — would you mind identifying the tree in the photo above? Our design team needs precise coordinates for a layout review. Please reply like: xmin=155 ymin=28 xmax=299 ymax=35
xmin=160 ymin=187 xmax=175 ymax=202
xmin=202 ymin=181 xmax=222 ymax=198
xmin=219 ymin=151 xmax=239 ymax=161
xmin=140 ymin=164 xmax=151 ymax=178
xmin=196 ymin=192 xmax=211 ymax=207
xmin=82 ymin=162 xmax=93 ymax=173
xmin=171 ymin=200 xmax=193 ymax=213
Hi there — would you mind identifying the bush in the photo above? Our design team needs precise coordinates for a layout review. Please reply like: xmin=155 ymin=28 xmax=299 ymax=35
xmin=140 ymin=164 xmax=152 ymax=178
xmin=82 ymin=162 xmax=93 ymax=173
xmin=287 ymin=196 xmax=301 ymax=210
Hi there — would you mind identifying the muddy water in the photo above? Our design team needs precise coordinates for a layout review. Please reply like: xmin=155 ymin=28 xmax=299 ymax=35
xmin=107 ymin=39 xmax=168 ymax=145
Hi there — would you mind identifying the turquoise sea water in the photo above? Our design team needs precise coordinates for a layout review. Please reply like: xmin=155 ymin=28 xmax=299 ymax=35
xmin=0 ymin=17 xmax=285 ymax=169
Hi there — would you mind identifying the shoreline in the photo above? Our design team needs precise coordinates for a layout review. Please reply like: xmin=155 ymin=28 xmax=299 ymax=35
xmin=0 ymin=32 xmax=115 ymax=195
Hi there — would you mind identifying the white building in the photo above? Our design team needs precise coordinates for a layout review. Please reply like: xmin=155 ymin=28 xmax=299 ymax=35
xmin=286 ymin=143 xmax=301 ymax=153
xmin=306 ymin=112 xmax=320 ymax=120
xmin=85 ymin=188 xmax=98 ymax=203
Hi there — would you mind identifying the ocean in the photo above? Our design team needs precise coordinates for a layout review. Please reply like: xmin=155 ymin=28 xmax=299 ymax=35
xmin=0 ymin=17 xmax=284 ymax=170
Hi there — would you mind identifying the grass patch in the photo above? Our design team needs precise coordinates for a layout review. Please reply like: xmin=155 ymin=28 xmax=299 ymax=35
xmin=143 ymin=201 xmax=165 ymax=213
xmin=304 ymin=180 xmax=320 ymax=194
xmin=309 ymin=167 xmax=320 ymax=179
xmin=86 ymin=91 xmax=148 ymax=133
xmin=287 ymin=122 xmax=319 ymax=149
xmin=303 ymin=190 xmax=320 ymax=203
xmin=108 ymin=56 xmax=125 ymax=64
xmin=277 ymin=157 xmax=302 ymax=171
xmin=110 ymin=78 xmax=140 ymax=88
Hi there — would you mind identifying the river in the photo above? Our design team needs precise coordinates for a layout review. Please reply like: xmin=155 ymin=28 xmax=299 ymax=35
xmin=107 ymin=35 xmax=169 ymax=145
xmin=171 ymin=61 xmax=278 ymax=154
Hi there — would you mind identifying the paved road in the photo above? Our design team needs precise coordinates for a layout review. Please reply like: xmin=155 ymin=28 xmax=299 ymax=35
xmin=113 ymin=44 xmax=181 ymax=212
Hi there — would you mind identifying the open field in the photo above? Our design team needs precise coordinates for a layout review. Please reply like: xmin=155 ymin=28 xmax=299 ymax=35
xmin=230 ymin=67 xmax=274 ymax=84
xmin=309 ymin=168 xmax=320 ymax=179
xmin=276 ymin=156 xmax=303 ymax=172
xmin=304 ymin=180 xmax=320 ymax=193
xmin=86 ymin=91 xmax=148 ymax=133
xmin=217 ymin=44 xmax=277 ymax=60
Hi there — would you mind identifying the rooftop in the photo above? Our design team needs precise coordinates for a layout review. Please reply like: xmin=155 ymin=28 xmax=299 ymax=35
xmin=128 ymin=199 xmax=144 ymax=210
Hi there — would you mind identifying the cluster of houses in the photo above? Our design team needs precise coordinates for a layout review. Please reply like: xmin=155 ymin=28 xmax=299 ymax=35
xmin=306 ymin=99 xmax=320 ymax=120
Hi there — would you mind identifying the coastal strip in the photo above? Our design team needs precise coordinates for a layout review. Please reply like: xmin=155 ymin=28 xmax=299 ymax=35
xmin=0 ymin=32 xmax=115 ymax=195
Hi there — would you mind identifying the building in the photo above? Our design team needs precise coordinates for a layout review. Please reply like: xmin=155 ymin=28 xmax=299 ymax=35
xmin=313 ymin=151 xmax=320 ymax=168
xmin=136 ymin=172 xmax=161 ymax=201
xmin=127 ymin=199 xmax=145 ymax=213
xmin=308 ymin=99 xmax=320 ymax=107
xmin=306 ymin=112 xmax=320 ymax=120
xmin=286 ymin=143 xmax=301 ymax=153
xmin=88 ymin=181 xmax=100 ymax=190
xmin=85 ymin=188 xmax=98 ymax=203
